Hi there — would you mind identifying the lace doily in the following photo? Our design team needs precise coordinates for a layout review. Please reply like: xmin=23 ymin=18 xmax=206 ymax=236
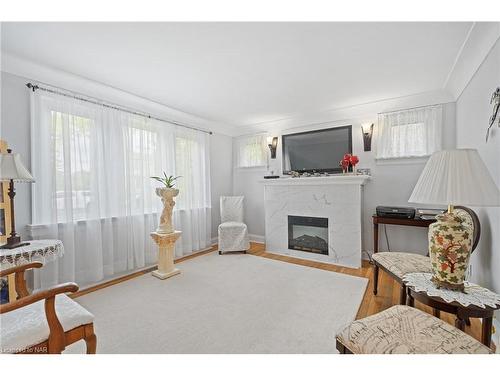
xmin=403 ymin=272 xmax=500 ymax=308
xmin=0 ymin=240 xmax=64 ymax=268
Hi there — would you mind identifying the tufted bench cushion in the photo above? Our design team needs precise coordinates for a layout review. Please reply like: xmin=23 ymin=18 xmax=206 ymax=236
xmin=336 ymin=305 xmax=492 ymax=354
xmin=1 ymin=294 xmax=94 ymax=353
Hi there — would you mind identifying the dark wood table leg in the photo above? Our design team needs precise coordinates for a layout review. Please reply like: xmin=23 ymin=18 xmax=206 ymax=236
xmin=407 ymin=293 xmax=414 ymax=307
xmin=399 ymin=285 xmax=406 ymax=305
xmin=455 ymin=313 xmax=466 ymax=331
xmin=432 ymin=308 xmax=440 ymax=318
xmin=481 ymin=317 xmax=493 ymax=347
xmin=373 ymin=265 xmax=379 ymax=295
xmin=373 ymin=222 xmax=379 ymax=255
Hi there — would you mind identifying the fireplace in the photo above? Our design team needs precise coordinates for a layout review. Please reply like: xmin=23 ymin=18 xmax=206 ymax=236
xmin=288 ymin=215 xmax=328 ymax=255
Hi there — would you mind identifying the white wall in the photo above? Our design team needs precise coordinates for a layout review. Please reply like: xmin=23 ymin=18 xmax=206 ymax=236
xmin=210 ymin=133 xmax=233 ymax=240
xmin=233 ymin=97 xmax=456 ymax=256
xmin=1 ymin=72 xmax=31 ymax=238
xmin=0 ymin=71 xmax=233 ymax=241
xmin=456 ymin=37 xmax=500 ymax=294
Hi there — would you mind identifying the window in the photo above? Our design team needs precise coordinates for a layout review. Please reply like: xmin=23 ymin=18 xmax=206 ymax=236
xmin=235 ymin=134 xmax=267 ymax=168
xmin=52 ymin=111 xmax=94 ymax=222
xmin=175 ymin=136 xmax=204 ymax=209
xmin=31 ymin=89 xmax=212 ymax=288
xmin=125 ymin=124 xmax=159 ymax=215
xmin=376 ymin=105 xmax=443 ymax=159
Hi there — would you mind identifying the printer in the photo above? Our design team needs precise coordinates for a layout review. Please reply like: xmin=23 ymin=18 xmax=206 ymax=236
xmin=376 ymin=206 xmax=416 ymax=219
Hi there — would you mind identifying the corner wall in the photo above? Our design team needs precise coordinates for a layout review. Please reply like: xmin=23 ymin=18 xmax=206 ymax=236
xmin=456 ymin=37 xmax=500 ymax=293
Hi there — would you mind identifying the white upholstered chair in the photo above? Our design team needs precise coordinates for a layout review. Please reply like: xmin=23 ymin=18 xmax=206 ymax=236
xmin=0 ymin=262 xmax=96 ymax=354
xmin=218 ymin=196 xmax=250 ymax=255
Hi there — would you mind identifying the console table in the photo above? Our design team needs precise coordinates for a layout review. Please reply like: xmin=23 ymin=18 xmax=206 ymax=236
xmin=372 ymin=215 xmax=436 ymax=254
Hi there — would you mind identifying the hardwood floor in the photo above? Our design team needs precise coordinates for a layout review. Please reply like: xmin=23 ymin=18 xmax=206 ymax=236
xmin=247 ymin=242 xmax=486 ymax=345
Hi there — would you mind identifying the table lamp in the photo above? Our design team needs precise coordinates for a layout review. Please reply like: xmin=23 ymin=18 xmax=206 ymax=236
xmin=0 ymin=149 xmax=35 ymax=249
xmin=409 ymin=149 xmax=500 ymax=290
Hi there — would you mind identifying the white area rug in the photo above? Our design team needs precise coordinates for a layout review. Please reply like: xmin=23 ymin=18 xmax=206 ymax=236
xmin=66 ymin=252 xmax=368 ymax=353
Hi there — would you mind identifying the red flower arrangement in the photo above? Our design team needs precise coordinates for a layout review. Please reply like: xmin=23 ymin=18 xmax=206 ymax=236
xmin=339 ymin=154 xmax=359 ymax=173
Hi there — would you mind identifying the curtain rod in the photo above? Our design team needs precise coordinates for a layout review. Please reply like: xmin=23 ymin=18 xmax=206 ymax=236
xmin=26 ymin=82 xmax=213 ymax=135
xmin=377 ymin=102 xmax=452 ymax=116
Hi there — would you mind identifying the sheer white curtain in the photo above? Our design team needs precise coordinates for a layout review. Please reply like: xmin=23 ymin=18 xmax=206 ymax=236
xmin=376 ymin=105 xmax=443 ymax=159
xmin=235 ymin=134 xmax=267 ymax=168
xmin=30 ymin=89 xmax=211 ymax=289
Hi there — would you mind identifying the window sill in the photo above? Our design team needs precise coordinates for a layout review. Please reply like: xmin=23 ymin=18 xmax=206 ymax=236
xmin=375 ymin=156 xmax=429 ymax=166
xmin=27 ymin=208 xmax=212 ymax=231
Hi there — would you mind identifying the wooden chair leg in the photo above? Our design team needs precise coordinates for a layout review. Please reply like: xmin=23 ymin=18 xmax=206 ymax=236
xmin=336 ymin=340 xmax=352 ymax=354
xmin=399 ymin=285 xmax=407 ymax=305
xmin=84 ymin=324 xmax=97 ymax=354
xmin=373 ymin=265 xmax=379 ymax=295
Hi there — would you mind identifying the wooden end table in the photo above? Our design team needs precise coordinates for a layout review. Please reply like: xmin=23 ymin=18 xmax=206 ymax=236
xmin=405 ymin=277 xmax=500 ymax=347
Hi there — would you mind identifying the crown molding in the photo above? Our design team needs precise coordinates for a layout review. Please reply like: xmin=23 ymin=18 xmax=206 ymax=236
xmin=0 ymin=52 xmax=237 ymax=137
xmin=231 ymin=89 xmax=454 ymax=136
xmin=444 ymin=22 xmax=500 ymax=100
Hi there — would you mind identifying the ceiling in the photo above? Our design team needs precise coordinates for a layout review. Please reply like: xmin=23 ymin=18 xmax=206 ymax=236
xmin=1 ymin=22 xmax=472 ymax=127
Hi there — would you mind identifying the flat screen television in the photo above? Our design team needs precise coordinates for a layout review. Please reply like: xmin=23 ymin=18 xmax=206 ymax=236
xmin=282 ymin=125 xmax=352 ymax=174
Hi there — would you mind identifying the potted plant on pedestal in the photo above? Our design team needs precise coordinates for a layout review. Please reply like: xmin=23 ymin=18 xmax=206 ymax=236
xmin=151 ymin=173 xmax=181 ymax=234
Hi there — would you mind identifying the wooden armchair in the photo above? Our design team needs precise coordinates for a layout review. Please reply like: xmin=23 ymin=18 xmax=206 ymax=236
xmin=372 ymin=206 xmax=480 ymax=305
xmin=0 ymin=262 xmax=96 ymax=354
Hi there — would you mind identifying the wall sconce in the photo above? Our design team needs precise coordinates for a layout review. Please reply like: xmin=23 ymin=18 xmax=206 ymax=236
xmin=267 ymin=136 xmax=278 ymax=159
xmin=361 ymin=123 xmax=374 ymax=152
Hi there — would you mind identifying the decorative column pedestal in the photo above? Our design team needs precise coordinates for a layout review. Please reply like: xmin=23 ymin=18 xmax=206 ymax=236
xmin=150 ymin=230 xmax=182 ymax=280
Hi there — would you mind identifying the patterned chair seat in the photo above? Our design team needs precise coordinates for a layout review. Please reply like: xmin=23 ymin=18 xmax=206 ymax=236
xmin=372 ymin=252 xmax=431 ymax=281
xmin=1 ymin=294 xmax=94 ymax=353
xmin=336 ymin=305 xmax=492 ymax=354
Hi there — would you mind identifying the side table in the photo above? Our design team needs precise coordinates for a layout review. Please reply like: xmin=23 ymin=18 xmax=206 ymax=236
xmin=404 ymin=272 xmax=500 ymax=347
xmin=0 ymin=239 xmax=64 ymax=302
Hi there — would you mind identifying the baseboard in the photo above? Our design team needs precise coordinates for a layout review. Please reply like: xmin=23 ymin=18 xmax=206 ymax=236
xmin=211 ymin=234 xmax=265 ymax=245
xmin=249 ymin=234 xmax=265 ymax=243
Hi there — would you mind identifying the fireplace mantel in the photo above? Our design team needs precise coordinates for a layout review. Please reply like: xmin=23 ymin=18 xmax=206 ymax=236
xmin=262 ymin=174 xmax=370 ymax=269
xmin=259 ymin=175 xmax=370 ymax=186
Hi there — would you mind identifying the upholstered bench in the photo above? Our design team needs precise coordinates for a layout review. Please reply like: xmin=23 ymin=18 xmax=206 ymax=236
xmin=336 ymin=305 xmax=492 ymax=354
xmin=372 ymin=252 xmax=432 ymax=304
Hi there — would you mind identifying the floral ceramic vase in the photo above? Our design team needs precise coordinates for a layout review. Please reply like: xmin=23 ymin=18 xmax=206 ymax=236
xmin=428 ymin=210 xmax=473 ymax=291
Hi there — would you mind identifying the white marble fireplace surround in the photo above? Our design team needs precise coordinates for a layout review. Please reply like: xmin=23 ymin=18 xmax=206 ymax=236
xmin=261 ymin=175 xmax=370 ymax=268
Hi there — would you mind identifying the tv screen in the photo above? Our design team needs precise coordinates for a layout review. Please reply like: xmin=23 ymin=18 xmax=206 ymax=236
xmin=282 ymin=125 xmax=352 ymax=174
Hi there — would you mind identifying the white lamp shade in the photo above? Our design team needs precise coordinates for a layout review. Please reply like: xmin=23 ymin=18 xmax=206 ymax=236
xmin=0 ymin=152 xmax=34 ymax=182
xmin=409 ymin=149 xmax=499 ymax=206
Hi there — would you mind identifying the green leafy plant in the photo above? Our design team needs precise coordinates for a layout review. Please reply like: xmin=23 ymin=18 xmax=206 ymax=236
xmin=151 ymin=172 xmax=181 ymax=188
